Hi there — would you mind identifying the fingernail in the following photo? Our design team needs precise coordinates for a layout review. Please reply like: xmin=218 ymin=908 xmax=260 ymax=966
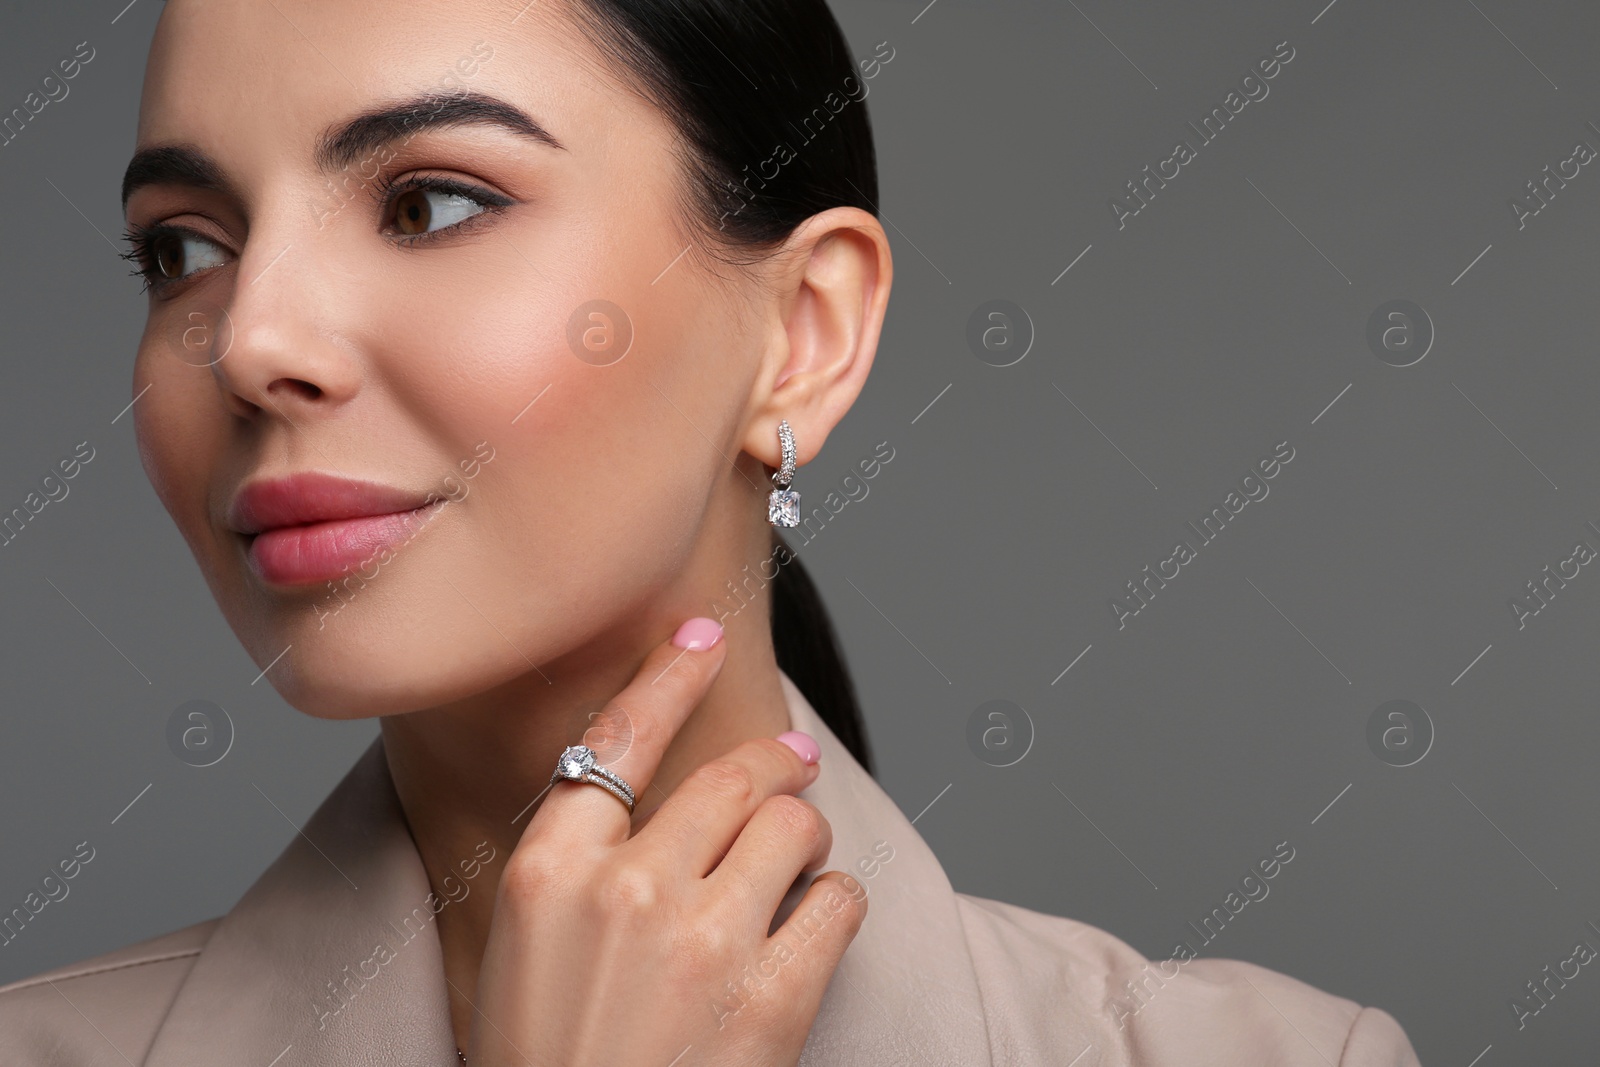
xmin=777 ymin=730 xmax=820 ymax=765
xmin=671 ymin=617 xmax=724 ymax=650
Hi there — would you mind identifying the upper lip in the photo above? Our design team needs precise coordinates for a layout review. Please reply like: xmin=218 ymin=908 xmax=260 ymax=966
xmin=226 ymin=472 xmax=436 ymax=535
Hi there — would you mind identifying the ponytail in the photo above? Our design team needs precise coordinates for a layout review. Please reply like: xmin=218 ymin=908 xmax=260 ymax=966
xmin=768 ymin=532 xmax=875 ymax=776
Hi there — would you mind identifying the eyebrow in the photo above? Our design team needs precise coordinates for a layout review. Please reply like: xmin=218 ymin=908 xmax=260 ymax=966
xmin=121 ymin=90 xmax=565 ymax=210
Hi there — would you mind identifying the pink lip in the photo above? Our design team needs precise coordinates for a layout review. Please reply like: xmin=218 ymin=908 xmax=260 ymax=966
xmin=227 ymin=472 xmax=444 ymax=586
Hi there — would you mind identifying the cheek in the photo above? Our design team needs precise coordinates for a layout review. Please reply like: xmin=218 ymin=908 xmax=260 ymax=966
xmin=388 ymin=242 xmax=735 ymax=525
xmin=130 ymin=337 xmax=280 ymax=658
xmin=403 ymin=275 xmax=733 ymax=604
xmin=131 ymin=338 xmax=225 ymax=544
xmin=436 ymin=313 xmax=716 ymax=558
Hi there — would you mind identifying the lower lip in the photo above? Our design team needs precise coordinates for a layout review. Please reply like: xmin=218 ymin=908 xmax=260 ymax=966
xmin=246 ymin=502 xmax=444 ymax=586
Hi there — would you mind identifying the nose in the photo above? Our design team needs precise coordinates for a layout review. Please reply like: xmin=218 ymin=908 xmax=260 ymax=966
xmin=208 ymin=238 xmax=362 ymax=421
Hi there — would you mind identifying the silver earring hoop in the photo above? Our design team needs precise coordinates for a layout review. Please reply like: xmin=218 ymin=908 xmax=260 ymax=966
xmin=768 ymin=419 xmax=800 ymax=528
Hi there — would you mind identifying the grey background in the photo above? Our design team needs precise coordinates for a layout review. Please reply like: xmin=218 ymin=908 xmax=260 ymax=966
xmin=2 ymin=0 xmax=1596 ymax=1062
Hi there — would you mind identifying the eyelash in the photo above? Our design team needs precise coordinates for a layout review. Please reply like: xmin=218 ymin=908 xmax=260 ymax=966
xmin=119 ymin=222 xmax=207 ymax=297
xmin=119 ymin=174 xmax=513 ymax=296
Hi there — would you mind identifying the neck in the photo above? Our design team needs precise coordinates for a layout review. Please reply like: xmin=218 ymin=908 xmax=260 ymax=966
xmin=378 ymin=545 xmax=793 ymax=1052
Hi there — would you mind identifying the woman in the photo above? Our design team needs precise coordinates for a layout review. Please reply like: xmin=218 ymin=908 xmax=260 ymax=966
xmin=0 ymin=0 xmax=1422 ymax=1063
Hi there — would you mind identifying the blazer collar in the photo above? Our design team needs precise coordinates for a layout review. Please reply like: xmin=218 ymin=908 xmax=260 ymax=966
xmin=142 ymin=670 xmax=992 ymax=1066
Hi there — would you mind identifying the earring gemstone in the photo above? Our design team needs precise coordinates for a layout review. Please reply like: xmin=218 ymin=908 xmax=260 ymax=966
xmin=768 ymin=488 xmax=800 ymax=527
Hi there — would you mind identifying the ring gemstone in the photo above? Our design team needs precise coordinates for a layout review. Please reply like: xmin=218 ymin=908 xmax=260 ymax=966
xmin=557 ymin=745 xmax=596 ymax=780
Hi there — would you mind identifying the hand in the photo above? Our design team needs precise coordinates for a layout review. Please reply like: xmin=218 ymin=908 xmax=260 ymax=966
xmin=465 ymin=618 xmax=868 ymax=1066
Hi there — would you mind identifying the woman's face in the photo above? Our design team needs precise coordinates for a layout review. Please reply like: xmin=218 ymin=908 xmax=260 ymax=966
xmin=126 ymin=0 xmax=773 ymax=716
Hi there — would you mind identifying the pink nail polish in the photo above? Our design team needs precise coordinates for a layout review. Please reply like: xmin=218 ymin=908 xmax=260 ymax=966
xmin=672 ymin=617 xmax=724 ymax=650
xmin=777 ymin=730 xmax=820 ymax=765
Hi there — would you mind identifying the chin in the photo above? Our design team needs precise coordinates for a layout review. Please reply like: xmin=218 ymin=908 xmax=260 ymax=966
xmin=251 ymin=623 xmax=533 ymax=721
xmin=207 ymin=551 xmax=554 ymax=721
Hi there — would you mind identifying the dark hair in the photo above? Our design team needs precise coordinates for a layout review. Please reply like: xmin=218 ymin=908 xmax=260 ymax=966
xmin=769 ymin=535 xmax=874 ymax=775
xmin=565 ymin=0 xmax=879 ymax=774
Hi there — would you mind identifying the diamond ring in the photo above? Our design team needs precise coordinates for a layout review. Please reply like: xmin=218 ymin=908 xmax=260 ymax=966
xmin=548 ymin=744 xmax=636 ymax=813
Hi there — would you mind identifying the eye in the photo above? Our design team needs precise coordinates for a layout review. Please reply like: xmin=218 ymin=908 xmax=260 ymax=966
xmin=380 ymin=176 xmax=510 ymax=244
xmin=120 ymin=225 xmax=229 ymax=295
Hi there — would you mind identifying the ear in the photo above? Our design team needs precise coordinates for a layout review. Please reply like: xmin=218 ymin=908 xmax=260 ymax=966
xmin=740 ymin=206 xmax=892 ymax=474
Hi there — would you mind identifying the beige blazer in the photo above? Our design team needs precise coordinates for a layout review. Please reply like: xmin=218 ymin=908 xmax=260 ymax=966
xmin=0 ymin=671 xmax=1421 ymax=1065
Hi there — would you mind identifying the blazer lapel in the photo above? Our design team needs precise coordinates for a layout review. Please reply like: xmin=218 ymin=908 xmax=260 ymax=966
xmin=777 ymin=671 xmax=993 ymax=1066
xmin=142 ymin=671 xmax=992 ymax=1066
xmin=141 ymin=737 xmax=458 ymax=1067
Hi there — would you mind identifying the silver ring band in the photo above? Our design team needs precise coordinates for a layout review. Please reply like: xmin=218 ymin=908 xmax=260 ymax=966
xmin=549 ymin=745 xmax=636 ymax=813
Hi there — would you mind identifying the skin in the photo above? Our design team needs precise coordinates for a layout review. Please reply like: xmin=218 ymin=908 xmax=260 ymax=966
xmin=124 ymin=0 xmax=892 ymax=1058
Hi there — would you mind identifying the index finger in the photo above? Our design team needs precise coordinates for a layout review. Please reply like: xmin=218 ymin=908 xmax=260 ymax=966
xmin=527 ymin=617 xmax=726 ymax=848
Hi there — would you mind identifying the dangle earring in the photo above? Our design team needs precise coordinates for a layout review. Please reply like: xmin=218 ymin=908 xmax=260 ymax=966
xmin=767 ymin=419 xmax=801 ymax=528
